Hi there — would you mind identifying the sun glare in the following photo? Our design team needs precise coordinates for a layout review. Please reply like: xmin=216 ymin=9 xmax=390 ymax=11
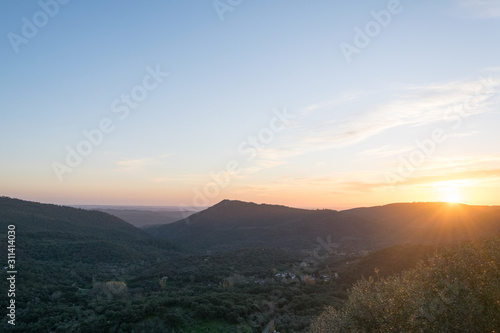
xmin=440 ymin=187 xmax=462 ymax=203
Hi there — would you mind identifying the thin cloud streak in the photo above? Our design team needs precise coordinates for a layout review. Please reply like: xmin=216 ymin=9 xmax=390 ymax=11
xmin=359 ymin=145 xmax=415 ymax=159
xmin=327 ymin=168 xmax=500 ymax=195
xmin=457 ymin=0 xmax=500 ymax=18
xmin=114 ymin=154 xmax=172 ymax=172
xmin=250 ymin=71 xmax=500 ymax=171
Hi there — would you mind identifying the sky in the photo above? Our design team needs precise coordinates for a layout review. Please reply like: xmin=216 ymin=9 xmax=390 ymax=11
xmin=1 ymin=0 xmax=500 ymax=209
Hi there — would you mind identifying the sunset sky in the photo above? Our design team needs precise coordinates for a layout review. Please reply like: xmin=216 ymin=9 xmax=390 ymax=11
xmin=1 ymin=0 xmax=500 ymax=209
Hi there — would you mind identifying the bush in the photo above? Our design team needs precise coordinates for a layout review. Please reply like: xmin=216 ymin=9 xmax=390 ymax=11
xmin=310 ymin=237 xmax=500 ymax=332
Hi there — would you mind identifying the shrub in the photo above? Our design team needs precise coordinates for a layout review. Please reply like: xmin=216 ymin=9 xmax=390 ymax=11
xmin=310 ymin=237 xmax=500 ymax=332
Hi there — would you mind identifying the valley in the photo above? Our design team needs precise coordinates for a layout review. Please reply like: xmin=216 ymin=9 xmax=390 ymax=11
xmin=0 ymin=197 xmax=499 ymax=332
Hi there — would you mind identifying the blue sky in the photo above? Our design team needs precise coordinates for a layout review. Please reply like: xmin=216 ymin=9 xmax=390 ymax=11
xmin=1 ymin=0 xmax=500 ymax=208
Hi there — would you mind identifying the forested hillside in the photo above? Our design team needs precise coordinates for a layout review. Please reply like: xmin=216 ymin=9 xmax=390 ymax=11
xmin=310 ymin=236 xmax=500 ymax=332
xmin=147 ymin=200 xmax=500 ymax=253
xmin=147 ymin=199 xmax=383 ymax=253
xmin=1 ymin=197 xmax=499 ymax=332
xmin=0 ymin=197 xmax=176 ymax=263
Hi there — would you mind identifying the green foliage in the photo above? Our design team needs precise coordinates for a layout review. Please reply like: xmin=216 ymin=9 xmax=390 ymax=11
xmin=336 ymin=244 xmax=437 ymax=285
xmin=0 ymin=197 xmax=177 ymax=264
xmin=309 ymin=237 xmax=500 ymax=332
xmin=4 ymin=197 xmax=499 ymax=332
xmin=147 ymin=199 xmax=382 ymax=253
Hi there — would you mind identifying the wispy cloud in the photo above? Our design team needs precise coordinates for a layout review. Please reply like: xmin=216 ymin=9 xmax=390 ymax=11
xmin=359 ymin=145 xmax=414 ymax=159
xmin=300 ymin=91 xmax=364 ymax=115
xmin=378 ymin=154 xmax=500 ymax=179
xmin=336 ymin=167 xmax=500 ymax=194
xmin=115 ymin=159 xmax=150 ymax=171
xmin=249 ymin=71 xmax=500 ymax=172
xmin=457 ymin=0 xmax=500 ymax=18
xmin=392 ymin=168 xmax=500 ymax=188
xmin=154 ymin=174 xmax=205 ymax=183
xmin=114 ymin=154 xmax=172 ymax=172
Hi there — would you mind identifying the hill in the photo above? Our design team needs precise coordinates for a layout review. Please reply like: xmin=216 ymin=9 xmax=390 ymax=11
xmin=342 ymin=202 xmax=500 ymax=246
xmin=310 ymin=236 xmax=500 ymax=332
xmin=1 ymin=197 xmax=498 ymax=332
xmin=72 ymin=205 xmax=201 ymax=228
xmin=0 ymin=196 xmax=176 ymax=263
xmin=93 ymin=208 xmax=197 ymax=228
xmin=147 ymin=200 xmax=500 ymax=253
xmin=146 ymin=199 xmax=384 ymax=253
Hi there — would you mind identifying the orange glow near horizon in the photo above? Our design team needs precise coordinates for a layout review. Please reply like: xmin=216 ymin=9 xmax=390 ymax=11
xmin=3 ymin=171 xmax=500 ymax=209
xmin=439 ymin=187 xmax=462 ymax=203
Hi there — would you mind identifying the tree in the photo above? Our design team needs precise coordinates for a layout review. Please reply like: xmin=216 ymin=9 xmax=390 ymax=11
xmin=309 ymin=237 xmax=500 ymax=332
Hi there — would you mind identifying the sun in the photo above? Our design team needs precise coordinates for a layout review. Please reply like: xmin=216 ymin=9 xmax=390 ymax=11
xmin=440 ymin=187 xmax=462 ymax=203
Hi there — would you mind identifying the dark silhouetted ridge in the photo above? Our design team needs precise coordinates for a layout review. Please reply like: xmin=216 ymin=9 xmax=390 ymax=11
xmin=147 ymin=199 xmax=378 ymax=253
xmin=147 ymin=200 xmax=500 ymax=253
xmin=0 ymin=197 xmax=176 ymax=263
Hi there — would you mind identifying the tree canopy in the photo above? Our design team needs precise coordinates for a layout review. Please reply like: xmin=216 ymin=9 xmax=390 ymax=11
xmin=310 ymin=236 xmax=500 ymax=332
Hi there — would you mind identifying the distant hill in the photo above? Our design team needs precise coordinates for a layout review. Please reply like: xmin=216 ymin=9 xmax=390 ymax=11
xmin=1 ymin=197 xmax=498 ymax=332
xmin=90 ymin=208 xmax=199 ymax=228
xmin=146 ymin=200 xmax=500 ymax=253
xmin=343 ymin=202 xmax=500 ymax=246
xmin=146 ymin=199 xmax=384 ymax=253
xmin=0 ymin=197 xmax=176 ymax=263
xmin=3 ymin=197 xmax=499 ymax=261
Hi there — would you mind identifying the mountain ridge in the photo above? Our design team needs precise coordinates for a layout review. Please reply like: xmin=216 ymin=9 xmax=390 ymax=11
xmin=147 ymin=199 xmax=500 ymax=253
xmin=147 ymin=199 xmax=379 ymax=253
xmin=0 ymin=196 xmax=177 ymax=263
